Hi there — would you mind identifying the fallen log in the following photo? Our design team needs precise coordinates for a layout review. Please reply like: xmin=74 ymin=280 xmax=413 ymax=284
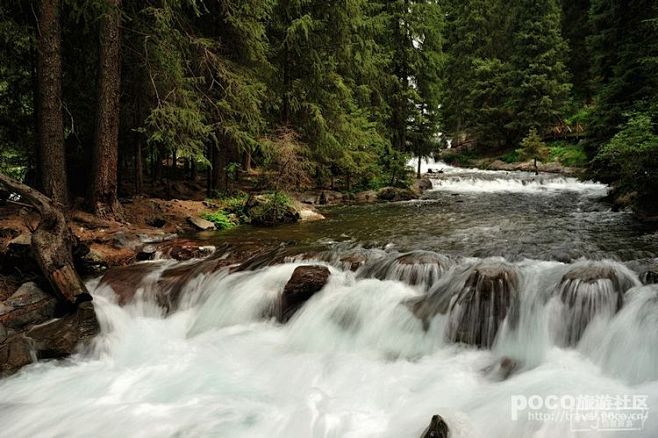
xmin=0 ymin=172 xmax=90 ymax=308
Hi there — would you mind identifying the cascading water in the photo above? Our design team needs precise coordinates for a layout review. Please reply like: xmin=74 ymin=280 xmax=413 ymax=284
xmin=1 ymin=161 xmax=657 ymax=437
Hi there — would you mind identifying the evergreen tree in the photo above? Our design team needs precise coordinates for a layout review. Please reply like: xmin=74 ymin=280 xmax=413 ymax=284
xmin=506 ymin=0 xmax=571 ymax=142
xmin=588 ymin=0 xmax=658 ymax=142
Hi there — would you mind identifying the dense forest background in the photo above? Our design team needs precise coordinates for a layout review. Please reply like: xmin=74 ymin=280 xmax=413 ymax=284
xmin=1 ymin=0 xmax=657 ymax=218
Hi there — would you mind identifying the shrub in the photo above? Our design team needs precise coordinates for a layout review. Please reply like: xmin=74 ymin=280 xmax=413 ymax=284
xmin=592 ymin=112 xmax=658 ymax=209
xmin=201 ymin=210 xmax=237 ymax=230
xmin=516 ymin=128 xmax=549 ymax=173
xmin=548 ymin=143 xmax=588 ymax=167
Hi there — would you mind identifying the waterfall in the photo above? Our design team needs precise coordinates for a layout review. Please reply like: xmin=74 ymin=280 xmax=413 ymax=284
xmin=2 ymin=248 xmax=656 ymax=437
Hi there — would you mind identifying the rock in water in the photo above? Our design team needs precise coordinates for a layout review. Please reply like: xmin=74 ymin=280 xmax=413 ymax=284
xmin=553 ymin=263 xmax=635 ymax=345
xmin=187 ymin=216 xmax=216 ymax=231
xmin=640 ymin=270 xmax=658 ymax=285
xmin=420 ymin=414 xmax=449 ymax=438
xmin=278 ymin=265 xmax=330 ymax=322
xmin=447 ymin=263 xmax=519 ymax=348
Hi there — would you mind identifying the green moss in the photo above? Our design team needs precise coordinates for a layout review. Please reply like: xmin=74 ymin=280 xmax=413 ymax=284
xmin=201 ymin=210 xmax=237 ymax=230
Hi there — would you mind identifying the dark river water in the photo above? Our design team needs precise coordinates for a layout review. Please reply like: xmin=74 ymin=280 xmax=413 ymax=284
xmin=212 ymin=162 xmax=658 ymax=265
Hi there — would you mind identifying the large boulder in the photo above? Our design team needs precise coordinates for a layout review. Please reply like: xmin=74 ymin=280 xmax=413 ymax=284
xmin=26 ymin=301 xmax=99 ymax=360
xmin=420 ymin=415 xmax=449 ymax=438
xmin=0 ymin=302 xmax=99 ymax=376
xmin=376 ymin=187 xmax=418 ymax=202
xmin=278 ymin=265 xmax=330 ymax=322
xmin=447 ymin=263 xmax=519 ymax=348
xmin=246 ymin=194 xmax=300 ymax=227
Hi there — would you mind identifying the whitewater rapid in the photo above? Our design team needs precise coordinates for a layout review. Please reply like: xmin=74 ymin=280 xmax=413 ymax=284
xmin=0 ymin=257 xmax=656 ymax=438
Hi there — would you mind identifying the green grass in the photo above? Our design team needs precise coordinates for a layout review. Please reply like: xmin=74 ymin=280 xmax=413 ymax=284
xmin=547 ymin=142 xmax=588 ymax=167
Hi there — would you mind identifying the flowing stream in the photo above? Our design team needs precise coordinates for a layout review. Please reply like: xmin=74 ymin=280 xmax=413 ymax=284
xmin=1 ymin=161 xmax=657 ymax=437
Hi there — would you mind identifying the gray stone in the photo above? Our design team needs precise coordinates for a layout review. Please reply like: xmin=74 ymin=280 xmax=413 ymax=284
xmin=6 ymin=282 xmax=49 ymax=308
xmin=0 ymin=302 xmax=14 ymax=316
xmin=187 ymin=216 xmax=217 ymax=231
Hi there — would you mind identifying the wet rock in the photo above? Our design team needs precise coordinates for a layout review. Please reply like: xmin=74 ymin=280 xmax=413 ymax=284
xmin=413 ymin=177 xmax=433 ymax=193
xmin=187 ymin=216 xmax=217 ymax=231
xmin=447 ymin=263 xmax=520 ymax=348
xmin=554 ymin=263 xmax=634 ymax=345
xmin=359 ymin=250 xmax=450 ymax=289
xmin=27 ymin=301 xmax=99 ymax=360
xmin=0 ymin=336 xmax=33 ymax=377
xmin=0 ymin=296 xmax=58 ymax=331
xmin=340 ymin=253 xmax=368 ymax=271
xmin=420 ymin=414 xmax=449 ymax=438
xmin=100 ymin=263 xmax=163 ymax=305
xmin=136 ymin=244 xmax=157 ymax=261
xmin=6 ymin=282 xmax=49 ymax=308
xmin=376 ymin=187 xmax=418 ymax=202
xmin=278 ymin=265 xmax=330 ymax=322
xmin=484 ymin=356 xmax=520 ymax=381
xmin=640 ymin=270 xmax=658 ymax=285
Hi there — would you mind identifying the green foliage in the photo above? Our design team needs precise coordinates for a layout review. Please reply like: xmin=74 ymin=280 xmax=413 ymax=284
xmin=547 ymin=142 xmax=588 ymax=167
xmin=201 ymin=210 xmax=238 ymax=230
xmin=516 ymin=128 xmax=549 ymax=170
xmin=500 ymin=150 xmax=521 ymax=164
xmin=441 ymin=149 xmax=478 ymax=166
xmin=592 ymin=112 xmax=658 ymax=207
xmin=246 ymin=192 xmax=299 ymax=226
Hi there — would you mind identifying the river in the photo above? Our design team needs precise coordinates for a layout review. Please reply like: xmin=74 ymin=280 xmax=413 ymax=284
xmin=1 ymin=160 xmax=657 ymax=437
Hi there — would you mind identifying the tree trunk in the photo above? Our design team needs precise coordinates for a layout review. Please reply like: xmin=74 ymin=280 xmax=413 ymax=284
xmin=211 ymin=145 xmax=228 ymax=194
xmin=417 ymin=156 xmax=422 ymax=179
xmin=134 ymin=134 xmax=143 ymax=194
xmin=0 ymin=173 xmax=91 ymax=308
xmin=90 ymin=0 xmax=122 ymax=219
xmin=242 ymin=150 xmax=252 ymax=173
xmin=36 ymin=0 xmax=68 ymax=206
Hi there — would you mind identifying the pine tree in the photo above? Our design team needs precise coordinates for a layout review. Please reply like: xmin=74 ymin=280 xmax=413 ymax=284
xmin=588 ymin=0 xmax=658 ymax=142
xmin=90 ymin=0 xmax=122 ymax=218
xmin=506 ymin=0 xmax=571 ymax=142
xmin=36 ymin=0 xmax=69 ymax=206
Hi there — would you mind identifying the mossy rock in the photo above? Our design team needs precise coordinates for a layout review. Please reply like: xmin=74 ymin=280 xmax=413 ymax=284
xmin=246 ymin=194 xmax=301 ymax=227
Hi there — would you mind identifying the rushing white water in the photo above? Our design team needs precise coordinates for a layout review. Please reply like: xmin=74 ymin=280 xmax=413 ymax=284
xmin=1 ymin=255 xmax=656 ymax=438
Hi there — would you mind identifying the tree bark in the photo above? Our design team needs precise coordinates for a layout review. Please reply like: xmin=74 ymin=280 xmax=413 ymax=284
xmin=90 ymin=0 xmax=123 ymax=219
xmin=417 ymin=156 xmax=422 ymax=179
xmin=134 ymin=134 xmax=143 ymax=194
xmin=36 ymin=0 xmax=68 ymax=206
xmin=0 ymin=173 xmax=90 ymax=308
xmin=242 ymin=150 xmax=252 ymax=173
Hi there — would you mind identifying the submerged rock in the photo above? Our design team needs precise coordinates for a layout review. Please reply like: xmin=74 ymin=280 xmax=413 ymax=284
xmin=640 ymin=270 xmax=658 ymax=285
xmin=278 ymin=265 xmax=330 ymax=322
xmin=359 ymin=250 xmax=451 ymax=290
xmin=553 ymin=263 xmax=635 ymax=345
xmin=447 ymin=263 xmax=520 ymax=348
xmin=420 ymin=414 xmax=449 ymax=438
